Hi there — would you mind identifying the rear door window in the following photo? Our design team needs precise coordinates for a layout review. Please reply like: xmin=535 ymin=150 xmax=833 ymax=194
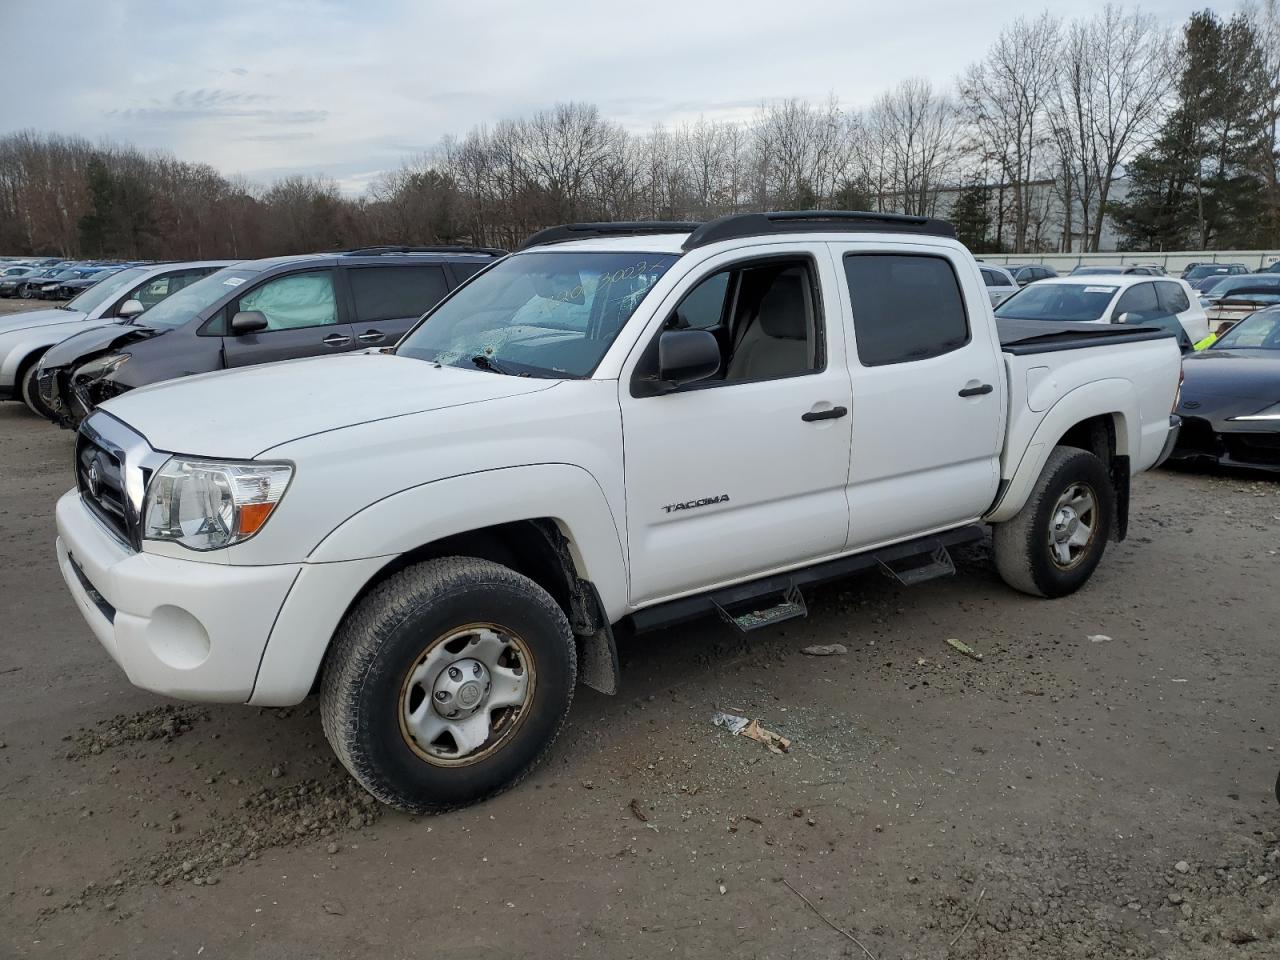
xmin=844 ymin=254 xmax=970 ymax=365
xmin=348 ymin=265 xmax=449 ymax=325
xmin=1156 ymin=281 xmax=1191 ymax=314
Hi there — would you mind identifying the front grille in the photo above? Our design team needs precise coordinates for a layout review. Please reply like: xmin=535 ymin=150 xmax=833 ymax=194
xmin=1225 ymin=432 xmax=1280 ymax=466
xmin=76 ymin=431 xmax=132 ymax=546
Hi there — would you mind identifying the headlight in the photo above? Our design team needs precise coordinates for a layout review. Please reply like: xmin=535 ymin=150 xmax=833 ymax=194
xmin=1230 ymin=402 xmax=1280 ymax=422
xmin=75 ymin=353 xmax=129 ymax=380
xmin=142 ymin=457 xmax=293 ymax=551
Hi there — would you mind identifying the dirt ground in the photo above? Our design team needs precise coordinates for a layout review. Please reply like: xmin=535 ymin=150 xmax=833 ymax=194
xmin=2 ymin=295 xmax=1279 ymax=958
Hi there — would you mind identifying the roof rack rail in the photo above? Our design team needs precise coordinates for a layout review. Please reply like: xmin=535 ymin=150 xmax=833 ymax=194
xmin=682 ymin=210 xmax=955 ymax=250
xmin=519 ymin=221 xmax=703 ymax=250
xmin=338 ymin=244 xmax=507 ymax=257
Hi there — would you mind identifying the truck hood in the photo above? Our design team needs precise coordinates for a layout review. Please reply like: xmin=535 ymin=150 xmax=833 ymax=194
xmin=99 ymin=353 xmax=559 ymax=459
xmin=0 ymin=307 xmax=87 ymax=335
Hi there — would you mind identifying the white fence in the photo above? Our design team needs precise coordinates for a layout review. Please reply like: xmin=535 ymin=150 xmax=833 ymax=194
xmin=979 ymin=250 xmax=1280 ymax=273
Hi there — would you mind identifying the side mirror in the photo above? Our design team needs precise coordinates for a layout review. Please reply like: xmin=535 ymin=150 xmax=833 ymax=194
xmin=117 ymin=299 xmax=144 ymax=320
xmin=1115 ymin=312 xmax=1132 ymax=324
xmin=231 ymin=310 xmax=269 ymax=335
xmin=657 ymin=329 xmax=720 ymax=391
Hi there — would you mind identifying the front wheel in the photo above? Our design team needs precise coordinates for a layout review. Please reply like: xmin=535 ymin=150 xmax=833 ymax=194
xmin=320 ymin=557 xmax=577 ymax=813
xmin=19 ymin=359 xmax=54 ymax=419
xmin=992 ymin=446 xmax=1114 ymax=598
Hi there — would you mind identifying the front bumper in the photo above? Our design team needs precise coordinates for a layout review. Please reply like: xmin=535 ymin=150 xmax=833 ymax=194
xmin=1168 ymin=414 xmax=1280 ymax=473
xmin=55 ymin=489 xmax=301 ymax=702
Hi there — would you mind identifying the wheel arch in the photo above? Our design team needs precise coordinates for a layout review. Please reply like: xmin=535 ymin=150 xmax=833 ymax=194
xmin=251 ymin=465 xmax=628 ymax=706
xmin=988 ymin=380 xmax=1137 ymax=530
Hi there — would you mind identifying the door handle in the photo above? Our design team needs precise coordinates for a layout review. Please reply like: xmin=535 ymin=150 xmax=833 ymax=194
xmin=801 ymin=405 xmax=848 ymax=422
xmin=958 ymin=383 xmax=994 ymax=397
xmin=322 ymin=334 xmax=352 ymax=347
xmin=357 ymin=330 xmax=386 ymax=343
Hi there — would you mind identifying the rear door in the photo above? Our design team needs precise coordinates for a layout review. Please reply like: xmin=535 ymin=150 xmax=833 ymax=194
xmin=342 ymin=264 xmax=451 ymax=348
xmin=221 ymin=269 xmax=356 ymax=367
xmin=832 ymin=245 xmax=1004 ymax=548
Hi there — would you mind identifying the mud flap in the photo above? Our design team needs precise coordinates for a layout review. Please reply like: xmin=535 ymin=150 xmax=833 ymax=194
xmin=577 ymin=625 xmax=620 ymax=696
xmin=1110 ymin=455 xmax=1130 ymax=541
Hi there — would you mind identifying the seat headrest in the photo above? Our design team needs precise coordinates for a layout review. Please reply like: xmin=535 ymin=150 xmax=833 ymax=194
xmin=757 ymin=273 xmax=807 ymax=340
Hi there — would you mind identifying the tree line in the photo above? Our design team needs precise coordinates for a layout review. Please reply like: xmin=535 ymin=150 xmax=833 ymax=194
xmin=1 ymin=4 xmax=1277 ymax=260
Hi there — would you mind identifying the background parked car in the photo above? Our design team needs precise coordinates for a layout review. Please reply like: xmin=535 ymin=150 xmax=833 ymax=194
xmin=0 ymin=261 xmax=232 ymax=416
xmin=979 ymin=265 xmax=1019 ymax=306
xmin=1199 ymin=275 xmax=1280 ymax=332
xmin=994 ymin=275 xmax=1208 ymax=346
xmin=0 ymin=265 xmax=38 ymax=296
xmin=38 ymin=245 xmax=504 ymax=426
xmin=1069 ymin=264 xmax=1163 ymax=277
xmin=1002 ymin=263 xmax=1058 ymax=287
xmin=55 ymin=266 xmax=125 ymax=300
xmin=10 ymin=265 xmax=65 ymax=298
xmin=36 ymin=266 xmax=104 ymax=299
xmin=1182 ymin=263 xmax=1250 ymax=290
xmin=1171 ymin=306 xmax=1280 ymax=472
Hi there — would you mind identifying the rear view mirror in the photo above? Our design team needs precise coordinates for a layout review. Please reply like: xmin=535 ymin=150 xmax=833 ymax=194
xmin=231 ymin=310 xmax=269 ymax=335
xmin=657 ymin=329 xmax=720 ymax=390
xmin=117 ymin=299 xmax=144 ymax=320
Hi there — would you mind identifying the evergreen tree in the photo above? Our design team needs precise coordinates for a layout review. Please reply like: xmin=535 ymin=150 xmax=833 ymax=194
xmin=1112 ymin=11 xmax=1271 ymax=249
xmin=949 ymin=183 xmax=995 ymax=252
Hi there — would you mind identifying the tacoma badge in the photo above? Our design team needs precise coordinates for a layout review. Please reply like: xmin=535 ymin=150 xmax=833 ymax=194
xmin=662 ymin=494 xmax=730 ymax=514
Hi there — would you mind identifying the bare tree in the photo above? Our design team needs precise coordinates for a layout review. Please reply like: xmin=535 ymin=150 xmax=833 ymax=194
xmin=867 ymin=78 xmax=960 ymax=216
xmin=961 ymin=13 xmax=1062 ymax=252
xmin=1051 ymin=6 xmax=1172 ymax=252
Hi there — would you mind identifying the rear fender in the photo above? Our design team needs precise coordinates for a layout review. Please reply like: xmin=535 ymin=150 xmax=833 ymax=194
xmin=987 ymin=379 xmax=1135 ymax=524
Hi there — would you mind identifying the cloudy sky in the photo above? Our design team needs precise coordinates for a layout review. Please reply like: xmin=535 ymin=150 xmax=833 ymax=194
xmin=0 ymin=0 xmax=1234 ymax=195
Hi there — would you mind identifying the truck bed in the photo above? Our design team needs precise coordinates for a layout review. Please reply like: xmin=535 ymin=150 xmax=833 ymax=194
xmin=997 ymin=318 xmax=1177 ymax=355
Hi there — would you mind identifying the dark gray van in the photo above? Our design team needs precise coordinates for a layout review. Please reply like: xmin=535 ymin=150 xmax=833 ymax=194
xmin=37 ymin=246 xmax=504 ymax=426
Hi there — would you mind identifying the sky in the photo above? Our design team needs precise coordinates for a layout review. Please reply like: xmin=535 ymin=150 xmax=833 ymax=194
xmin=0 ymin=0 xmax=1239 ymax=195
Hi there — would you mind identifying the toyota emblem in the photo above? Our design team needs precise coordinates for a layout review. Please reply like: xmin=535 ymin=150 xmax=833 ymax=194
xmin=86 ymin=458 xmax=101 ymax=497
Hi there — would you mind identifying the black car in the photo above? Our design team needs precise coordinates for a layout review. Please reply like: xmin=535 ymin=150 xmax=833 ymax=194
xmin=0 ymin=265 xmax=38 ymax=297
xmin=38 ymin=246 xmax=505 ymax=426
xmin=55 ymin=267 xmax=124 ymax=300
xmin=1170 ymin=306 xmax=1280 ymax=472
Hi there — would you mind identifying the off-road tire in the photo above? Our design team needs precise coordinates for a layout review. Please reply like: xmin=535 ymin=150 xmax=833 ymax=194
xmin=993 ymin=446 xmax=1114 ymax=598
xmin=320 ymin=557 xmax=577 ymax=813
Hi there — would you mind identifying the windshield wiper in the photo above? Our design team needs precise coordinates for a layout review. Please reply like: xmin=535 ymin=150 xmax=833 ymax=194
xmin=471 ymin=354 xmax=521 ymax=376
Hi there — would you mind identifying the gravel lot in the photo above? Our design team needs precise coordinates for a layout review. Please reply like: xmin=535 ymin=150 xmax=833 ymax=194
xmin=2 ymin=294 xmax=1280 ymax=958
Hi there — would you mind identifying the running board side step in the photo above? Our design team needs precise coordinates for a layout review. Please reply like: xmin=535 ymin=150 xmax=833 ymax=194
xmin=712 ymin=583 xmax=808 ymax=633
xmin=877 ymin=544 xmax=955 ymax=586
xmin=627 ymin=524 xmax=984 ymax=636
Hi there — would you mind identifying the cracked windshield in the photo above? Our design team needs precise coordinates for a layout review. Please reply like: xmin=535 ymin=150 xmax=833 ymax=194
xmin=396 ymin=251 xmax=678 ymax=378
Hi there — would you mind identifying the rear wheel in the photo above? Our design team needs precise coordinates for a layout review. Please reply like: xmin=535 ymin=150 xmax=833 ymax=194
xmin=993 ymin=446 xmax=1114 ymax=598
xmin=320 ymin=557 xmax=577 ymax=813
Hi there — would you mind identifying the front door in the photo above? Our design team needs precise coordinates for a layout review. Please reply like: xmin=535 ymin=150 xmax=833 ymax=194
xmin=222 ymin=269 xmax=357 ymax=367
xmin=620 ymin=247 xmax=853 ymax=605
xmin=832 ymin=246 xmax=1004 ymax=548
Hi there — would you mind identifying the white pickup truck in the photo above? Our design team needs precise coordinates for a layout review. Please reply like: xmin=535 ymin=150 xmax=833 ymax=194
xmin=54 ymin=212 xmax=1183 ymax=812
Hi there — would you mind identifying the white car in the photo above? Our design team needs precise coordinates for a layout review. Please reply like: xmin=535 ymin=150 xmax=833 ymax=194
xmin=0 ymin=261 xmax=234 ymax=414
xmin=54 ymin=212 xmax=1183 ymax=813
xmin=979 ymin=265 xmax=1019 ymax=306
xmin=996 ymin=275 xmax=1209 ymax=345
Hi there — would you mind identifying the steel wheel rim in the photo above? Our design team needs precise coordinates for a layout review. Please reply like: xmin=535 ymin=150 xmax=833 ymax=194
xmin=1047 ymin=481 xmax=1098 ymax=570
xmin=397 ymin=622 xmax=536 ymax=767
